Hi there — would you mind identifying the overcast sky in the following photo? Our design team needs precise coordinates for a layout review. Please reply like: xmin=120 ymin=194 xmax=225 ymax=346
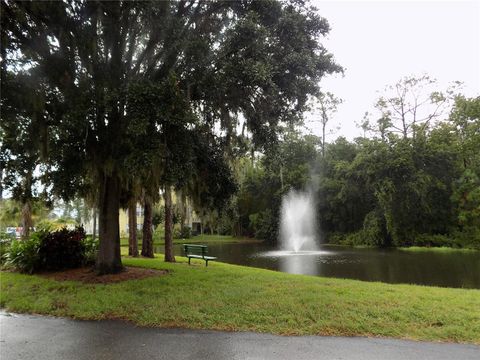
xmin=305 ymin=0 xmax=480 ymax=140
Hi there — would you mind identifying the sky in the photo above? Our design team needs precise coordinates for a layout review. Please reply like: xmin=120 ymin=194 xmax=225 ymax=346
xmin=305 ymin=0 xmax=480 ymax=140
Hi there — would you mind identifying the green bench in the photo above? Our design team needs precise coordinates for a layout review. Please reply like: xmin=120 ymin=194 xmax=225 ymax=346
xmin=183 ymin=244 xmax=217 ymax=267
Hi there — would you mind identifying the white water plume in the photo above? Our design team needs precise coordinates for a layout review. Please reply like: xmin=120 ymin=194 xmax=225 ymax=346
xmin=279 ymin=189 xmax=318 ymax=252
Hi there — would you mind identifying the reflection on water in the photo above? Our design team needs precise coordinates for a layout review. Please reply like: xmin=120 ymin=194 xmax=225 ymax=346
xmin=159 ymin=243 xmax=480 ymax=289
xmin=260 ymin=250 xmax=332 ymax=275
xmin=261 ymin=250 xmax=332 ymax=256
xmin=279 ymin=254 xmax=318 ymax=275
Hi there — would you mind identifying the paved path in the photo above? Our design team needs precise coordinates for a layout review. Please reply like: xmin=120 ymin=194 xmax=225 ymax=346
xmin=0 ymin=311 xmax=478 ymax=360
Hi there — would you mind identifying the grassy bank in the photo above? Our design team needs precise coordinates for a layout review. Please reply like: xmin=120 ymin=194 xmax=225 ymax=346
xmin=1 ymin=255 xmax=479 ymax=344
xmin=325 ymin=243 xmax=479 ymax=252
xmin=120 ymin=234 xmax=260 ymax=247
xmin=399 ymin=246 xmax=478 ymax=253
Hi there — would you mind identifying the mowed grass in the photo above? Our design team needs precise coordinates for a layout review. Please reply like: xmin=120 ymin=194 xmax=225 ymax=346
xmin=1 ymin=254 xmax=479 ymax=344
xmin=120 ymin=234 xmax=259 ymax=247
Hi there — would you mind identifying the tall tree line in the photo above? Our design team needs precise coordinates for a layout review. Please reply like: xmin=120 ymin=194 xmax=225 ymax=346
xmin=232 ymin=95 xmax=480 ymax=249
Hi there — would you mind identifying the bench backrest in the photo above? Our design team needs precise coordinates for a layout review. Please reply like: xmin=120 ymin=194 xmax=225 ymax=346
xmin=183 ymin=244 xmax=208 ymax=257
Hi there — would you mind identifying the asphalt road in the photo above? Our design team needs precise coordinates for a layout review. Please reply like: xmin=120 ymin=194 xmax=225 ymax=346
xmin=1 ymin=311 xmax=479 ymax=360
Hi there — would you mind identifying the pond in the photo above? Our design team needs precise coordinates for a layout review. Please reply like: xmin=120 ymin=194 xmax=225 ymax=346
xmin=158 ymin=243 xmax=480 ymax=289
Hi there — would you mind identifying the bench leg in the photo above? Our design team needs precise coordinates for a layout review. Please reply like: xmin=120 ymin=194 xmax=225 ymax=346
xmin=188 ymin=257 xmax=191 ymax=265
xmin=205 ymin=260 xmax=208 ymax=267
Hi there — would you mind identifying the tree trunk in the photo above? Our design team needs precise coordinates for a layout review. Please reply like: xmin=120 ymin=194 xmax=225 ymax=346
xmin=128 ymin=201 xmax=138 ymax=257
xmin=141 ymin=197 xmax=154 ymax=258
xmin=92 ymin=207 xmax=97 ymax=241
xmin=96 ymin=174 xmax=123 ymax=274
xmin=164 ymin=186 xmax=175 ymax=262
xmin=21 ymin=200 xmax=33 ymax=239
xmin=322 ymin=121 xmax=326 ymax=158
xmin=179 ymin=189 xmax=187 ymax=232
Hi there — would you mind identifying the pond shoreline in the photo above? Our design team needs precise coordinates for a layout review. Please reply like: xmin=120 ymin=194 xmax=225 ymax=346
xmin=120 ymin=234 xmax=479 ymax=251
xmin=160 ymin=241 xmax=480 ymax=289
xmin=2 ymin=255 xmax=479 ymax=344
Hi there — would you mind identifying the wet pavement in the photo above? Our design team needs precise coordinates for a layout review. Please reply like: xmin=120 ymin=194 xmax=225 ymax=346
xmin=1 ymin=311 xmax=479 ymax=360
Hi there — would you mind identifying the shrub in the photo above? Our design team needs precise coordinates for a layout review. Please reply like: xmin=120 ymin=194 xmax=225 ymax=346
xmin=38 ymin=227 xmax=86 ymax=271
xmin=4 ymin=234 xmax=43 ymax=274
xmin=451 ymin=227 xmax=480 ymax=249
xmin=82 ymin=236 xmax=99 ymax=265
xmin=152 ymin=227 xmax=164 ymax=242
xmin=4 ymin=227 xmax=89 ymax=273
xmin=326 ymin=232 xmax=346 ymax=245
xmin=344 ymin=211 xmax=389 ymax=247
xmin=249 ymin=209 xmax=278 ymax=242
xmin=412 ymin=229 xmax=480 ymax=250
xmin=0 ymin=232 xmax=15 ymax=265
xmin=3 ymin=228 xmax=90 ymax=274
xmin=174 ymin=226 xmax=191 ymax=239
xmin=412 ymin=234 xmax=452 ymax=247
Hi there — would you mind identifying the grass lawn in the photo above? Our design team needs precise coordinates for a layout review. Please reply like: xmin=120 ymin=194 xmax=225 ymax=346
xmin=1 ymin=254 xmax=479 ymax=344
xmin=399 ymin=246 xmax=478 ymax=253
xmin=120 ymin=234 xmax=260 ymax=247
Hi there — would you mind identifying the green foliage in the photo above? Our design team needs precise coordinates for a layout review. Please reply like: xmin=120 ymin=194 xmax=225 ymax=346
xmin=400 ymin=246 xmax=477 ymax=252
xmin=215 ymin=200 xmax=239 ymax=236
xmin=4 ymin=235 xmax=42 ymax=274
xmin=345 ymin=211 xmax=388 ymax=247
xmin=450 ymin=228 xmax=480 ymax=250
xmin=0 ymin=199 xmax=51 ymax=228
xmin=249 ymin=209 xmax=279 ymax=242
xmin=35 ymin=218 xmax=77 ymax=233
xmin=2 ymin=0 xmax=340 ymax=270
xmin=36 ymin=227 xmax=87 ymax=271
xmin=82 ymin=236 xmax=99 ymax=265
xmin=0 ymin=200 xmax=22 ymax=227
xmin=0 ymin=232 xmax=15 ymax=265
xmin=234 ymin=94 xmax=480 ymax=249
xmin=316 ymin=127 xmax=474 ymax=247
xmin=152 ymin=205 xmax=165 ymax=228
xmin=4 ymin=227 xmax=92 ymax=273
xmin=174 ymin=226 xmax=192 ymax=240
xmin=235 ymin=130 xmax=317 ymax=239
xmin=411 ymin=234 xmax=454 ymax=248
xmin=452 ymin=170 xmax=480 ymax=229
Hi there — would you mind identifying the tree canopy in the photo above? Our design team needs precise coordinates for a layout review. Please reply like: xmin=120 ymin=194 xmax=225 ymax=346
xmin=1 ymin=0 xmax=340 ymax=273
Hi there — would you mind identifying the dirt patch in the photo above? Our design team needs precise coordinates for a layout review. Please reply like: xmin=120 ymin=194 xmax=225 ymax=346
xmin=41 ymin=266 xmax=168 ymax=284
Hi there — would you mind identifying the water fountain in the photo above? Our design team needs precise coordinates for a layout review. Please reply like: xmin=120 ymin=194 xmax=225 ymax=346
xmin=255 ymin=187 xmax=332 ymax=274
xmin=279 ymin=189 xmax=318 ymax=252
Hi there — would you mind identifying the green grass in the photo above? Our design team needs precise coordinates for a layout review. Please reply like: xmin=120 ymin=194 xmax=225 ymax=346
xmin=1 ymin=255 xmax=479 ymax=344
xmin=399 ymin=246 xmax=478 ymax=253
xmin=120 ymin=234 xmax=260 ymax=247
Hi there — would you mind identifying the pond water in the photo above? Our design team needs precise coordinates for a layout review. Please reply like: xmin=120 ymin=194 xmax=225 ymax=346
xmin=158 ymin=243 xmax=480 ymax=289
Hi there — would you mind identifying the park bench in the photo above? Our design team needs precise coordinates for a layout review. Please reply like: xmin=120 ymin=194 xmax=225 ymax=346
xmin=183 ymin=244 xmax=217 ymax=267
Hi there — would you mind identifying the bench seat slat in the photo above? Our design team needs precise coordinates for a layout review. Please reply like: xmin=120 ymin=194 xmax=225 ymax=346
xmin=186 ymin=255 xmax=217 ymax=260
